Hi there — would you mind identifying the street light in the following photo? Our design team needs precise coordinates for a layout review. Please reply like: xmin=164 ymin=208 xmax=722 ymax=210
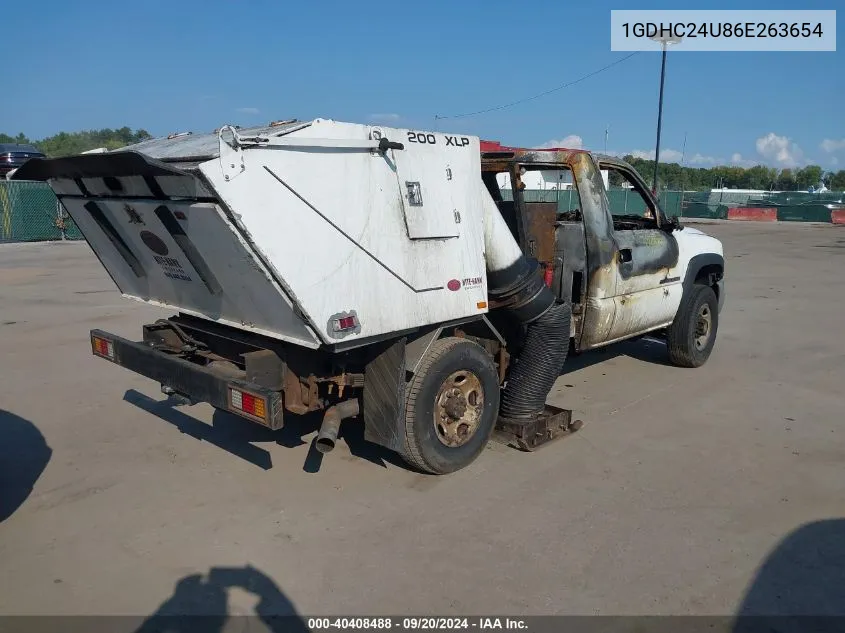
xmin=649 ymin=33 xmax=683 ymax=193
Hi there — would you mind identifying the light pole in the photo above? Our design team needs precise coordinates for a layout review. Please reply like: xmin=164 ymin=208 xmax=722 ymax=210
xmin=649 ymin=34 xmax=683 ymax=193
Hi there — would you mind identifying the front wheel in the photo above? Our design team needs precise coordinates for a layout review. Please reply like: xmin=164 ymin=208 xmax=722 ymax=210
xmin=667 ymin=284 xmax=719 ymax=368
xmin=400 ymin=337 xmax=500 ymax=474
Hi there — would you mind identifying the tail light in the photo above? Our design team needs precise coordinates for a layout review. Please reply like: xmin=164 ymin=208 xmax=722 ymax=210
xmin=543 ymin=266 xmax=554 ymax=288
xmin=228 ymin=386 xmax=268 ymax=424
xmin=331 ymin=312 xmax=359 ymax=333
xmin=91 ymin=334 xmax=115 ymax=360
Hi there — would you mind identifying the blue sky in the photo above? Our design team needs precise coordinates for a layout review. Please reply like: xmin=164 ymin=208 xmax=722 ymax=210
xmin=3 ymin=0 xmax=842 ymax=170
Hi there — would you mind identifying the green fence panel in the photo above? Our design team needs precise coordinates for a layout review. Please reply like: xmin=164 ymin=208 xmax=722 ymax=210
xmin=0 ymin=180 xmax=83 ymax=242
xmin=776 ymin=204 xmax=835 ymax=223
xmin=505 ymin=188 xmax=843 ymax=222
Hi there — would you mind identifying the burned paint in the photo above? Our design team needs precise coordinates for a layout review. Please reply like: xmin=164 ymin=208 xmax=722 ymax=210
xmin=614 ymin=229 xmax=679 ymax=280
xmin=480 ymin=148 xmax=684 ymax=350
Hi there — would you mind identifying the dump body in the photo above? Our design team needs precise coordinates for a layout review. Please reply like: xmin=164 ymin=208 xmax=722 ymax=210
xmin=17 ymin=119 xmax=493 ymax=350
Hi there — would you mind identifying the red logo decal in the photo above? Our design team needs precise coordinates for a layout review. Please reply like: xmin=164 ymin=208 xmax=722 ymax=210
xmin=447 ymin=279 xmax=461 ymax=291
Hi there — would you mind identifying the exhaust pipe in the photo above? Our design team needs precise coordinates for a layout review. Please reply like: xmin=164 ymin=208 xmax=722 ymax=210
xmin=315 ymin=399 xmax=360 ymax=454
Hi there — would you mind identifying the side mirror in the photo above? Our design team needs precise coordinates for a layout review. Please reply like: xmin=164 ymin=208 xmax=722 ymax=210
xmin=663 ymin=215 xmax=683 ymax=232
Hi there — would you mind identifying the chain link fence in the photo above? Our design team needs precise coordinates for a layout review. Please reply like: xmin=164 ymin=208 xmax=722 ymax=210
xmin=502 ymin=188 xmax=844 ymax=221
xmin=0 ymin=180 xmax=82 ymax=242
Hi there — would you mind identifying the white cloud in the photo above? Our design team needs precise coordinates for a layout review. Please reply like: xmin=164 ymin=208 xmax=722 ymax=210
xmin=537 ymin=134 xmax=583 ymax=149
xmin=630 ymin=148 xmax=684 ymax=162
xmin=369 ymin=113 xmax=401 ymax=122
xmin=755 ymin=132 xmax=804 ymax=167
xmin=236 ymin=107 xmax=260 ymax=115
xmin=830 ymin=156 xmax=839 ymax=166
xmin=821 ymin=138 xmax=845 ymax=153
xmin=729 ymin=153 xmax=759 ymax=167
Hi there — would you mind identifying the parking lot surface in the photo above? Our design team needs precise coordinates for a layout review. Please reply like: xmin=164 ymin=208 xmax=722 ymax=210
xmin=1 ymin=222 xmax=844 ymax=619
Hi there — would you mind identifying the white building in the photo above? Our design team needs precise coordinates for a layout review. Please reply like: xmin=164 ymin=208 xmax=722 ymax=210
xmin=497 ymin=169 xmax=609 ymax=191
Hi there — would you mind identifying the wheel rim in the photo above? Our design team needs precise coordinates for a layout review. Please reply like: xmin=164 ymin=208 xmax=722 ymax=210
xmin=433 ymin=370 xmax=484 ymax=448
xmin=694 ymin=303 xmax=712 ymax=351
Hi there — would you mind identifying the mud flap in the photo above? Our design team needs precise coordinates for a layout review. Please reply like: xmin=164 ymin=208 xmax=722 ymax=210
xmin=494 ymin=405 xmax=583 ymax=451
xmin=362 ymin=339 xmax=407 ymax=452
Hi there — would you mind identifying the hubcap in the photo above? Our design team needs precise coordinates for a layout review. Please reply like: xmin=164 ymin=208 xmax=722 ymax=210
xmin=433 ymin=370 xmax=484 ymax=448
xmin=694 ymin=304 xmax=712 ymax=351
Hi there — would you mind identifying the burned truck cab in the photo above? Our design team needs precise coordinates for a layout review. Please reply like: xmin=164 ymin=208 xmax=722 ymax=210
xmin=480 ymin=142 xmax=724 ymax=353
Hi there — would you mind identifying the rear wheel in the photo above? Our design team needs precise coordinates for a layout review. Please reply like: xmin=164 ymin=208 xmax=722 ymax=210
xmin=667 ymin=284 xmax=719 ymax=368
xmin=401 ymin=337 xmax=500 ymax=474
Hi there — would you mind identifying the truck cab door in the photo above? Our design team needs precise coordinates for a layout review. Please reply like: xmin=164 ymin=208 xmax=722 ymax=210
xmin=577 ymin=156 xmax=682 ymax=349
xmin=599 ymin=163 xmax=683 ymax=343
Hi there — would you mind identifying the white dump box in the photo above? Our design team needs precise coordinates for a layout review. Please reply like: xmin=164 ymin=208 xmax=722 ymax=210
xmin=23 ymin=119 xmax=509 ymax=349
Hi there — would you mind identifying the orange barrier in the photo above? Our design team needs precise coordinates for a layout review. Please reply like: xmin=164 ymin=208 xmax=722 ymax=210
xmin=727 ymin=207 xmax=778 ymax=222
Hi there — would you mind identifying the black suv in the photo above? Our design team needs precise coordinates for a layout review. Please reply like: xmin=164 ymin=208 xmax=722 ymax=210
xmin=1 ymin=143 xmax=45 ymax=177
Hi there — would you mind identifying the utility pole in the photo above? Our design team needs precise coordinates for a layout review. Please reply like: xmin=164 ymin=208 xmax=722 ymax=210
xmin=649 ymin=34 xmax=683 ymax=193
xmin=680 ymin=132 xmax=688 ymax=216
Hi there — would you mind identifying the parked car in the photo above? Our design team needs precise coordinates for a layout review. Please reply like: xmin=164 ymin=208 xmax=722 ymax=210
xmin=0 ymin=143 xmax=46 ymax=177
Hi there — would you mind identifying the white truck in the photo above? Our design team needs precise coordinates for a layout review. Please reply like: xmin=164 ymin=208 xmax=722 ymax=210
xmin=15 ymin=119 xmax=724 ymax=474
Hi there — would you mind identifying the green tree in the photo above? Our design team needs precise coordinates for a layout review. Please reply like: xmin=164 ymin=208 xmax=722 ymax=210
xmin=0 ymin=132 xmax=32 ymax=144
xmin=608 ymin=169 xmax=626 ymax=187
xmin=776 ymin=169 xmax=796 ymax=191
xmin=830 ymin=170 xmax=845 ymax=191
xmin=795 ymin=165 xmax=823 ymax=190
xmin=0 ymin=128 xmax=154 ymax=157
xmin=745 ymin=165 xmax=778 ymax=190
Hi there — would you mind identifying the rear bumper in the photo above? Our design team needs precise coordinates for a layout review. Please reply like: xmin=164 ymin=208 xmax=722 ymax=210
xmin=90 ymin=329 xmax=284 ymax=429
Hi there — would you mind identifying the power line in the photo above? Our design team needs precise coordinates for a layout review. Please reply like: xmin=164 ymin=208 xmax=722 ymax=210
xmin=434 ymin=52 xmax=640 ymax=120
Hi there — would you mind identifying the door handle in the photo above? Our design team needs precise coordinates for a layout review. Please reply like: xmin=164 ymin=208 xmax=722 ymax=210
xmin=619 ymin=248 xmax=632 ymax=263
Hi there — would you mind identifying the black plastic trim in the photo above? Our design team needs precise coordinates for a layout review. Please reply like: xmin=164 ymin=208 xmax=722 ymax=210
xmin=682 ymin=253 xmax=724 ymax=295
xmin=11 ymin=151 xmax=189 ymax=181
xmin=154 ymin=205 xmax=222 ymax=294
xmin=82 ymin=201 xmax=146 ymax=278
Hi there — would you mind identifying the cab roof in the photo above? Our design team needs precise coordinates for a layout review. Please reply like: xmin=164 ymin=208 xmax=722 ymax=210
xmin=480 ymin=139 xmax=629 ymax=170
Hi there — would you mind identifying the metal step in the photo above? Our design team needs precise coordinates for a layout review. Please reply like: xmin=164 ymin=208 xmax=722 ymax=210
xmin=494 ymin=405 xmax=583 ymax=451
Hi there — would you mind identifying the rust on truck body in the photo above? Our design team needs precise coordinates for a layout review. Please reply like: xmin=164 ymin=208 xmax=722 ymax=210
xmin=480 ymin=144 xmax=680 ymax=350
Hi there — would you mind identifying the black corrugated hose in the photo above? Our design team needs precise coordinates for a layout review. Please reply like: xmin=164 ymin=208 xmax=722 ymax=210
xmin=499 ymin=301 xmax=571 ymax=420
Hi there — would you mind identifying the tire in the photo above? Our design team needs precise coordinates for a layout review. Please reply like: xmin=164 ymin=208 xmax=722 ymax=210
xmin=401 ymin=337 xmax=500 ymax=474
xmin=667 ymin=283 xmax=719 ymax=368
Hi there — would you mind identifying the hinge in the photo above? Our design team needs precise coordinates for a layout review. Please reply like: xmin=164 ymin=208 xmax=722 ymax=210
xmin=218 ymin=125 xmax=246 ymax=181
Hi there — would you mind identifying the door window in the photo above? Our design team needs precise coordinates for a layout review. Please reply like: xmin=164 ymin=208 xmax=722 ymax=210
xmin=604 ymin=167 xmax=660 ymax=228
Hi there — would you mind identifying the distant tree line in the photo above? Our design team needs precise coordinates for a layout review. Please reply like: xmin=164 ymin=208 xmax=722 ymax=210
xmin=2 ymin=127 xmax=844 ymax=191
xmin=0 ymin=127 xmax=152 ymax=158
xmin=614 ymin=155 xmax=845 ymax=192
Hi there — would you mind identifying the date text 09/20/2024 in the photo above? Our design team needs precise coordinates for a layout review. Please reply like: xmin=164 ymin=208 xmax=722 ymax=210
xmin=307 ymin=617 xmax=528 ymax=630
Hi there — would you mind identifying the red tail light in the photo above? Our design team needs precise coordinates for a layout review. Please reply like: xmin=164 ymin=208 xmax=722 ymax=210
xmin=91 ymin=334 xmax=115 ymax=359
xmin=229 ymin=387 xmax=268 ymax=423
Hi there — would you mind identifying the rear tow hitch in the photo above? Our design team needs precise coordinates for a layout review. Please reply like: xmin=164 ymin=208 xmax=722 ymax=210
xmin=495 ymin=405 xmax=583 ymax=451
